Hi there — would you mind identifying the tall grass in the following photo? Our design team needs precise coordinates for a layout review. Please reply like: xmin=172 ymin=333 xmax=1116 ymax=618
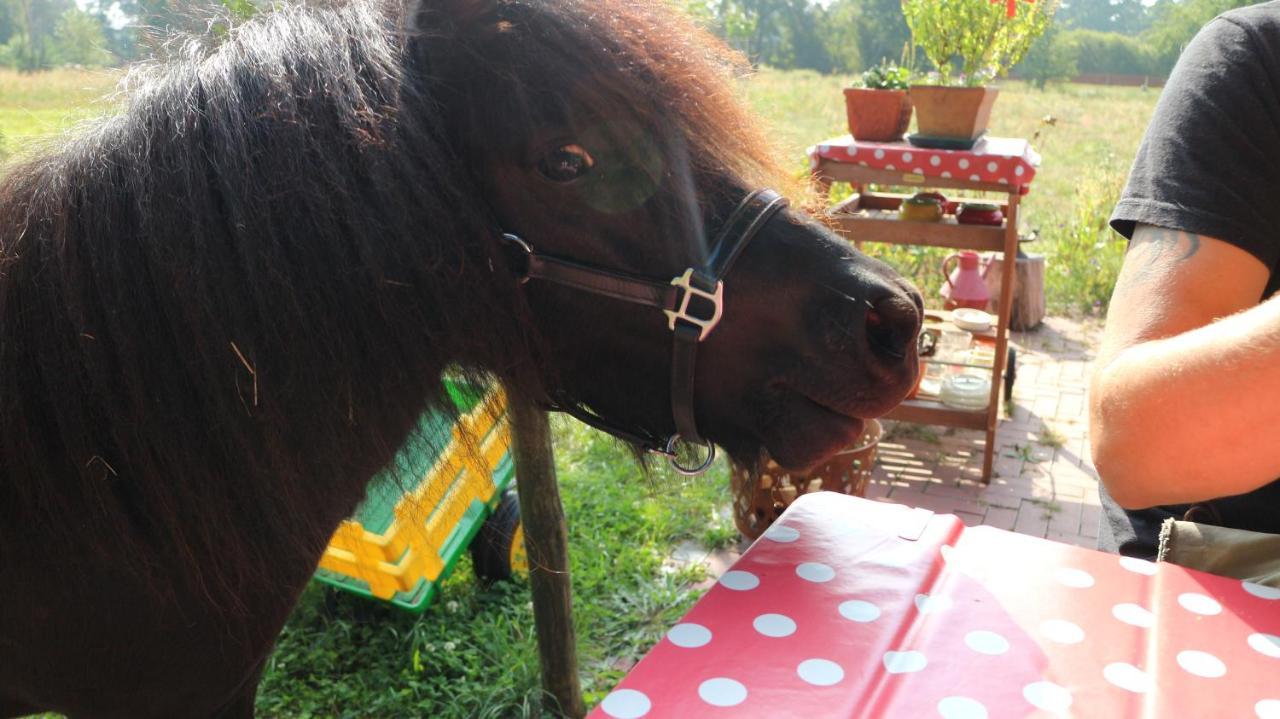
xmin=0 ymin=68 xmax=121 ymax=159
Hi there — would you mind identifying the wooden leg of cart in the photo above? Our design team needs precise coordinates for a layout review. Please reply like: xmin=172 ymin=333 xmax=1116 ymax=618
xmin=982 ymin=190 xmax=1021 ymax=483
xmin=510 ymin=398 xmax=586 ymax=719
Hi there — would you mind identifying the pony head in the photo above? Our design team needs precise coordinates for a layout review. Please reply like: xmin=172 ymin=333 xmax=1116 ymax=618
xmin=411 ymin=0 xmax=922 ymax=471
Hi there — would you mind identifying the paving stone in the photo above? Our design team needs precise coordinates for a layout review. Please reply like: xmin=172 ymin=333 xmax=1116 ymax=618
xmin=1046 ymin=498 xmax=1086 ymax=536
xmin=981 ymin=505 xmax=1019 ymax=531
xmin=1080 ymin=504 xmax=1102 ymax=538
xmin=1013 ymin=498 xmax=1051 ymax=537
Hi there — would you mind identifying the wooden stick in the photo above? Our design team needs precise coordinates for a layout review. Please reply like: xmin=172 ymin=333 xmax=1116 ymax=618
xmin=509 ymin=396 xmax=585 ymax=718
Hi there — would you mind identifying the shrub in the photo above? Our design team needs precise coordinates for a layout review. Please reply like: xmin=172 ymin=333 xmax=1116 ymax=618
xmin=903 ymin=0 xmax=1060 ymax=85
xmin=1016 ymin=26 xmax=1077 ymax=88
xmin=1061 ymin=28 xmax=1159 ymax=77
xmin=1042 ymin=163 xmax=1128 ymax=313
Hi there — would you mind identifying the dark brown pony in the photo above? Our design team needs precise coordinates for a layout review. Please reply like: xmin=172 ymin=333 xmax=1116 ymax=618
xmin=0 ymin=0 xmax=920 ymax=715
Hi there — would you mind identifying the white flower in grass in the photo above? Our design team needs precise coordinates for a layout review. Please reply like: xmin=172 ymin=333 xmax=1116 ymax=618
xmin=444 ymin=641 xmax=457 ymax=652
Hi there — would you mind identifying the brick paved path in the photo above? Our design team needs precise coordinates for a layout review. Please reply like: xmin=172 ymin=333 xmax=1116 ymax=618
xmin=867 ymin=315 xmax=1105 ymax=549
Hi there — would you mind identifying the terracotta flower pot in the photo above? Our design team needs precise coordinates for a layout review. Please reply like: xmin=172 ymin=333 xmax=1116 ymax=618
xmin=843 ymin=88 xmax=912 ymax=142
xmin=908 ymin=85 xmax=1000 ymax=142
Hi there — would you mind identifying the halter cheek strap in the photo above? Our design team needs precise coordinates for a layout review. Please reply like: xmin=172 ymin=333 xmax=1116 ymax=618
xmin=503 ymin=189 xmax=789 ymax=475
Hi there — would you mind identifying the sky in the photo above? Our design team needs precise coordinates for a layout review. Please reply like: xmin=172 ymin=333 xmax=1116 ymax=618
xmin=75 ymin=0 xmax=132 ymax=29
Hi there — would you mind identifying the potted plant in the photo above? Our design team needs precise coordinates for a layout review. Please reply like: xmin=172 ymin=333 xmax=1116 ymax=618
xmin=903 ymin=0 xmax=1059 ymax=147
xmin=843 ymin=60 xmax=913 ymax=142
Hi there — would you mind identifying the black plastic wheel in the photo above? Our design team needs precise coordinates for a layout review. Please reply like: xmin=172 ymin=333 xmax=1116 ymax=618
xmin=1004 ymin=347 xmax=1017 ymax=403
xmin=469 ymin=489 xmax=526 ymax=582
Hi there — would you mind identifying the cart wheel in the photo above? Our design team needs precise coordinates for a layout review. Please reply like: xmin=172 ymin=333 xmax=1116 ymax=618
xmin=1004 ymin=348 xmax=1017 ymax=403
xmin=470 ymin=489 xmax=527 ymax=582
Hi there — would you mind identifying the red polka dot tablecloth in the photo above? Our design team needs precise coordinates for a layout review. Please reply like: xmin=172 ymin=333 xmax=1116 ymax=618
xmin=590 ymin=493 xmax=1280 ymax=719
xmin=808 ymin=136 xmax=1041 ymax=193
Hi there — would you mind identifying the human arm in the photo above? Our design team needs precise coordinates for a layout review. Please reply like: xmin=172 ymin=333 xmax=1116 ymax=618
xmin=1089 ymin=223 xmax=1280 ymax=509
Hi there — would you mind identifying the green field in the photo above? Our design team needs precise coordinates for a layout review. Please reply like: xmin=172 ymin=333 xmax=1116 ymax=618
xmin=1 ymin=66 xmax=1157 ymax=312
xmin=2 ymin=66 xmax=1157 ymax=717
xmin=0 ymin=68 xmax=122 ymax=157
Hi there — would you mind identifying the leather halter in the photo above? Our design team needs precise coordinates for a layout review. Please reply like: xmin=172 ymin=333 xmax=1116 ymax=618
xmin=503 ymin=189 xmax=789 ymax=474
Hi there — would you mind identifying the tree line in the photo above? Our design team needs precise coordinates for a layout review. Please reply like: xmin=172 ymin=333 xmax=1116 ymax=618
xmin=685 ymin=0 xmax=1264 ymax=82
xmin=0 ymin=0 xmax=1266 ymax=78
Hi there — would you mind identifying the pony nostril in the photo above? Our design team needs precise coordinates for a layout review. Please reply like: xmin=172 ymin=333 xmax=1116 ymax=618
xmin=865 ymin=295 xmax=918 ymax=361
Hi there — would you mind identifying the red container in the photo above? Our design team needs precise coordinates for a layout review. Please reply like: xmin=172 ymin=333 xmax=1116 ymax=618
xmin=956 ymin=202 xmax=1004 ymax=226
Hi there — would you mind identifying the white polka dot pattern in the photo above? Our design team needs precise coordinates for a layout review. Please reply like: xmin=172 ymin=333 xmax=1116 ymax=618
xmin=752 ymin=613 xmax=796 ymax=638
xmin=666 ymin=623 xmax=711 ymax=648
xmin=1104 ymin=662 xmax=1153 ymax=693
xmin=937 ymin=696 xmax=988 ymax=719
xmin=796 ymin=562 xmax=835 ymax=583
xmin=718 ymin=570 xmax=759 ymax=591
xmin=1023 ymin=681 xmax=1072 ymax=714
xmin=698 ymin=678 xmax=747 ymax=707
xmin=883 ymin=650 xmax=928 ymax=674
xmin=1248 ymin=633 xmax=1280 ymax=658
xmin=764 ymin=524 xmax=800 ymax=543
xmin=839 ymin=599 xmax=881 ymax=623
xmin=915 ymin=593 xmax=953 ymax=614
xmin=1179 ymin=593 xmax=1223 ymax=615
xmin=1119 ymin=556 xmax=1158 ymax=575
xmin=590 ymin=492 xmax=1277 ymax=719
xmin=964 ymin=630 xmax=1009 ymax=655
xmin=1040 ymin=619 xmax=1085 ymax=644
xmin=601 ymin=689 xmax=651 ymax=719
xmin=797 ymin=658 xmax=844 ymax=686
xmin=1055 ymin=568 xmax=1095 ymax=588
xmin=1178 ymin=650 xmax=1227 ymax=678
xmin=1112 ymin=603 xmax=1155 ymax=628
xmin=805 ymin=136 xmax=1039 ymax=190
xmin=1244 ymin=581 xmax=1280 ymax=600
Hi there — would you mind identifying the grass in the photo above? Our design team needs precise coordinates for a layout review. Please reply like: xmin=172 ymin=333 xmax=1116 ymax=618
xmin=256 ymin=419 xmax=735 ymax=718
xmin=3 ymin=65 xmax=1158 ymax=717
xmin=0 ymin=68 xmax=121 ymax=159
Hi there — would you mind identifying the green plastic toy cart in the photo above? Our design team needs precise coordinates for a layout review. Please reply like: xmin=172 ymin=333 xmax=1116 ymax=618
xmin=314 ymin=381 xmax=526 ymax=612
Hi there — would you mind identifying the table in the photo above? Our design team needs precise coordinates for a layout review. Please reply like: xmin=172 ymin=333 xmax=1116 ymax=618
xmin=809 ymin=136 xmax=1042 ymax=481
xmin=591 ymin=493 xmax=1280 ymax=718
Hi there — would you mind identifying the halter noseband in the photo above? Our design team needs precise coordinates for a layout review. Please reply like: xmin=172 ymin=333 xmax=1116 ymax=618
xmin=502 ymin=189 xmax=789 ymax=475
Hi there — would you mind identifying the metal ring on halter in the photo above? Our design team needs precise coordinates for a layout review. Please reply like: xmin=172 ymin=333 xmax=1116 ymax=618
xmin=502 ymin=233 xmax=534 ymax=284
xmin=664 ymin=434 xmax=716 ymax=476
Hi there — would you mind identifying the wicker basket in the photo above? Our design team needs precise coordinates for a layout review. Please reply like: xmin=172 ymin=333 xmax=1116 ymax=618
xmin=731 ymin=419 xmax=883 ymax=540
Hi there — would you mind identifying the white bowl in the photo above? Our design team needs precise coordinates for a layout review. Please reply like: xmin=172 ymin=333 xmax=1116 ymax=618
xmin=952 ymin=308 xmax=992 ymax=333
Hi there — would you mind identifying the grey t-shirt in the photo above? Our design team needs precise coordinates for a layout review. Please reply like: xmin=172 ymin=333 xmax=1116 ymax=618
xmin=1104 ymin=1 xmax=1280 ymax=558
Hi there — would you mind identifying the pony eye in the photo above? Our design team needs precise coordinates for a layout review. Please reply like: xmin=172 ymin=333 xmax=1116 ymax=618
xmin=537 ymin=144 xmax=594 ymax=182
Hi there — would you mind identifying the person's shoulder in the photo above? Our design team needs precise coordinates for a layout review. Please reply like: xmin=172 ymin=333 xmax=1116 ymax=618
xmin=1216 ymin=1 xmax=1280 ymax=37
xmin=1175 ymin=2 xmax=1279 ymax=68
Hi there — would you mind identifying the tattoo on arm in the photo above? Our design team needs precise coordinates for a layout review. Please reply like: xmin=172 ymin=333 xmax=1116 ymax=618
xmin=1121 ymin=226 xmax=1202 ymax=289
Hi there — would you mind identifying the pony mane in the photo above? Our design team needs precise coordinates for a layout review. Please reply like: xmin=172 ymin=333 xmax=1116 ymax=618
xmin=0 ymin=0 xmax=790 ymax=608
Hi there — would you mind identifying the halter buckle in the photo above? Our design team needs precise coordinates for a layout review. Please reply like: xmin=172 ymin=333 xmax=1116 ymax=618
xmin=664 ymin=268 xmax=724 ymax=341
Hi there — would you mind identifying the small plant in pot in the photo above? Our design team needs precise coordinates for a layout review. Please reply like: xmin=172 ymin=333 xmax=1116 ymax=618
xmin=843 ymin=60 xmax=913 ymax=143
xmin=903 ymin=0 xmax=1059 ymax=148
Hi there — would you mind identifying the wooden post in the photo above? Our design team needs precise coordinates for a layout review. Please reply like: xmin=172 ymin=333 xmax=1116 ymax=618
xmin=509 ymin=397 xmax=586 ymax=719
